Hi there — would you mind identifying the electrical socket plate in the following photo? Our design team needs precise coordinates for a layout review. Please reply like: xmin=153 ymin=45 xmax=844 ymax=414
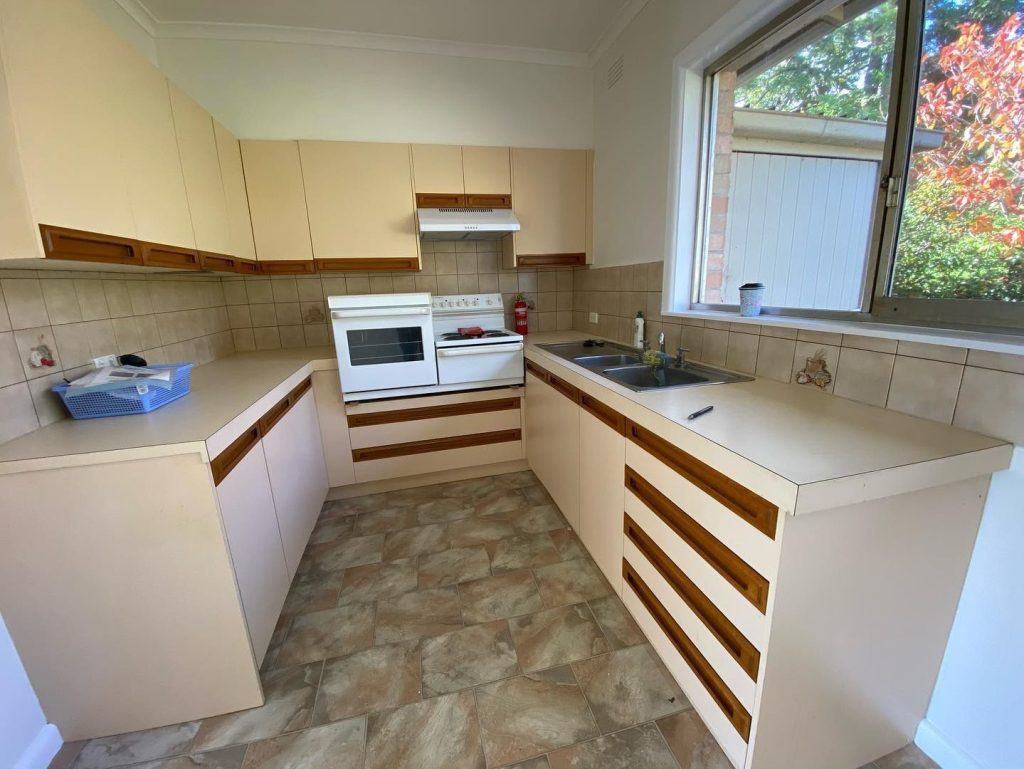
xmin=589 ymin=312 xmax=599 ymax=324
xmin=92 ymin=355 xmax=119 ymax=368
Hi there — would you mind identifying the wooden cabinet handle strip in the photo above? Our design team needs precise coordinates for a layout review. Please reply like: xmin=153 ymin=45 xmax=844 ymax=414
xmin=352 ymin=428 xmax=521 ymax=462
xmin=623 ymin=561 xmax=752 ymax=741
xmin=211 ymin=423 xmax=261 ymax=486
xmin=525 ymin=360 xmax=549 ymax=382
xmin=625 ymin=514 xmax=760 ymax=681
xmin=347 ymin=396 xmax=519 ymax=428
xmin=580 ymin=392 xmax=625 ymax=434
xmin=546 ymin=373 xmax=580 ymax=404
xmin=626 ymin=466 xmax=769 ymax=613
xmin=625 ymin=419 xmax=779 ymax=540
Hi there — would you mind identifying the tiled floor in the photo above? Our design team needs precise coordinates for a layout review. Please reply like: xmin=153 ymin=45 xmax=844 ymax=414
xmin=54 ymin=471 xmax=940 ymax=769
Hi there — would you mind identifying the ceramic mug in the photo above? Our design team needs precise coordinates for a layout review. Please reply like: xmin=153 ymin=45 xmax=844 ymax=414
xmin=739 ymin=282 xmax=766 ymax=317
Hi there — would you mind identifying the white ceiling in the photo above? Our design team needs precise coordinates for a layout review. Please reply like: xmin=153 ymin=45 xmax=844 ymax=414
xmin=128 ymin=0 xmax=644 ymax=62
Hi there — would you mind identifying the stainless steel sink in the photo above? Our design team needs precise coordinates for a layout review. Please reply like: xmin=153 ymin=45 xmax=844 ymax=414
xmin=537 ymin=340 xmax=752 ymax=392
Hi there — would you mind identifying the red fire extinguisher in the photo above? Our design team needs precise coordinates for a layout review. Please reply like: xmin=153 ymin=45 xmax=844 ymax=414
xmin=514 ymin=293 xmax=530 ymax=336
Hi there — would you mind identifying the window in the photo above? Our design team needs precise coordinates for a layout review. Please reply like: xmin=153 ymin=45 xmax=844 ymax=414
xmin=688 ymin=0 xmax=1024 ymax=330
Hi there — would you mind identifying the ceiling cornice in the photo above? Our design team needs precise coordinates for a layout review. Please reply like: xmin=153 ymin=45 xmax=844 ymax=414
xmin=587 ymin=0 xmax=651 ymax=66
xmin=114 ymin=0 xmax=596 ymax=68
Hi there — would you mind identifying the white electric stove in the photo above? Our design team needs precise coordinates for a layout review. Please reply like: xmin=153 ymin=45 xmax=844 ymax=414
xmin=432 ymin=294 xmax=525 ymax=389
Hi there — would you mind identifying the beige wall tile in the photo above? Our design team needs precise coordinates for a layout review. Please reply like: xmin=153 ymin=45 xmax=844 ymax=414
xmin=896 ymin=340 xmax=968 ymax=364
xmin=833 ymin=348 xmax=895 ymax=408
xmin=841 ymin=334 xmax=898 ymax=354
xmin=321 ymin=277 xmax=347 ymax=297
xmin=797 ymin=329 xmax=843 ymax=347
xmin=370 ymin=276 xmax=395 ymax=294
xmin=436 ymin=275 xmax=460 ymax=294
xmin=791 ymin=341 xmax=840 ymax=393
xmin=2 ymin=279 xmax=49 ymax=329
xmin=346 ymin=276 xmax=371 ymax=294
xmin=137 ymin=316 xmax=161 ymax=349
xmin=0 ymin=382 xmax=38 ymax=443
xmin=74 ymin=280 xmax=110 ymax=321
xmin=456 ymin=253 xmax=477 ymax=275
xmin=254 ymin=326 xmax=281 ymax=350
xmin=111 ymin=317 xmax=142 ymax=354
xmin=223 ymin=279 xmax=248 ymax=305
xmin=678 ymin=326 xmax=704 ymax=362
xmin=244 ymin=279 xmax=274 ymax=304
xmin=102 ymin=280 xmax=133 ymax=318
xmin=759 ymin=325 xmax=797 ymax=340
xmin=250 ymin=304 xmax=277 ymax=328
xmin=458 ymin=274 xmax=479 ymax=293
xmin=127 ymin=281 xmax=153 ymax=315
xmin=538 ymin=271 xmax=558 ymax=293
xmin=305 ymin=324 xmax=330 ymax=346
xmin=52 ymin=324 xmax=92 ymax=369
xmin=0 ymin=332 xmax=25 ymax=387
xmin=232 ymin=328 xmax=256 ymax=352
xmin=13 ymin=327 xmax=61 ymax=380
xmin=296 ymin=278 xmax=324 ymax=302
xmin=954 ymin=367 xmax=1024 ymax=444
xmin=701 ymin=329 xmax=729 ymax=367
xmin=966 ymin=349 xmax=1024 ymax=375
xmin=754 ymin=336 xmax=796 ymax=383
xmin=434 ymin=253 xmax=457 ymax=275
xmin=28 ymin=372 xmax=67 ymax=427
xmin=478 ymin=274 xmax=498 ymax=293
xmin=275 ymin=303 xmax=301 ymax=326
xmin=886 ymin=356 xmax=963 ymax=423
xmin=41 ymin=279 xmax=82 ymax=325
xmin=279 ymin=325 xmax=305 ymax=349
xmin=271 ymin=278 xmax=299 ymax=303
xmin=0 ymin=290 xmax=10 ymax=333
xmin=393 ymin=275 xmax=416 ymax=292
xmin=557 ymin=271 xmax=573 ymax=292
xmin=518 ymin=272 xmax=538 ymax=292
xmin=725 ymin=331 xmax=758 ymax=374
xmin=84 ymin=320 xmax=117 ymax=360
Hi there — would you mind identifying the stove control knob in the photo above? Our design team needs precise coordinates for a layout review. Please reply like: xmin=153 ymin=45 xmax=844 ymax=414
xmin=472 ymin=298 xmax=480 ymax=306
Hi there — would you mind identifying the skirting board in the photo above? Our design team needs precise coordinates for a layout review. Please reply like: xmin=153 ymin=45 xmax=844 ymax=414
xmin=915 ymin=720 xmax=984 ymax=769
xmin=326 ymin=459 xmax=529 ymax=499
xmin=13 ymin=723 xmax=62 ymax=769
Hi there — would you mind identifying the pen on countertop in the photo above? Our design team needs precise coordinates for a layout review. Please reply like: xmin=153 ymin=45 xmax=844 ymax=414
xmin=687 ymin=405 xmax=714 ymax=421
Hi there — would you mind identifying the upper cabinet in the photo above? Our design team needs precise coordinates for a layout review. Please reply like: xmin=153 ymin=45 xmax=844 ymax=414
xmin=169 ymin=84 xmax=231 ymax=256
xmin=214 ymin=121 xmax=258 ymax=264
xmin=505 ymin=148 xmax=591 ymax=268
xmin=300 ymin=141 xmax=420 ymax=271
xmin=412 ymin=144 xmax=512 ymax=208
xmin=240 ymin=140 xmax=314 ymax=269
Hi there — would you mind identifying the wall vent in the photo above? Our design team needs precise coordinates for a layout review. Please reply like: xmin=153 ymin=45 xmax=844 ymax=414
xmin=607 ymin=55 xmax=625 ymax=90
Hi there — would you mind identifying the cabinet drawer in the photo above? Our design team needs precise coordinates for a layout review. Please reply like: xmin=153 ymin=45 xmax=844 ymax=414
xmin=622 ymin=561 xmax=750 ymax=768
xmin=353 ymin=436 xmax=523 ymax=483
xmin=350 ymin=408 xmax=521 ymax=450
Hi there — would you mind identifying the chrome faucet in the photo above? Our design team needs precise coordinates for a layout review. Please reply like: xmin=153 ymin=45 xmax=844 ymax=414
xmin=674 ymin=347 xmax=689 ymax=368
xmin=640 ymin=338 xmax=651 ymax=352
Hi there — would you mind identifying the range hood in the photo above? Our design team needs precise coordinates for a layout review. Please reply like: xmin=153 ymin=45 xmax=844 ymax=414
xmin=417 ymin=207 xmax=520 ymax=241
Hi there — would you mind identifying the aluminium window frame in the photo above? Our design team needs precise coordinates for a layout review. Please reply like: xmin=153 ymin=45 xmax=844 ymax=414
xmin=684 ymin=0 xmax=1024 ymax=333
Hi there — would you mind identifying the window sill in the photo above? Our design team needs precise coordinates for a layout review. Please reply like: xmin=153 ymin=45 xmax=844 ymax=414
xmin=666 ymin=309 xmax=1024 ymax=356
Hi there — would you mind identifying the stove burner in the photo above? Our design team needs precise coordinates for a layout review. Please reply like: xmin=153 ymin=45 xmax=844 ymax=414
xmin=440 ymin=330 xmax=513 ymax=341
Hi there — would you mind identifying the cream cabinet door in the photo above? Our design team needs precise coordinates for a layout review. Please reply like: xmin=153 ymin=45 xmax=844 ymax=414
xmin=214 ymin=121 xmax=257 ymax=262
xmin=215 ymin=441 xmax=290 ymax=666
xmin=312 ymin=371 xmax=356 ymax=488
xmin=525 ymin=369 xmax=581 ymax=531
xmin=412 ymin=144 xmax=464 ymax=193
xmin=263 ymin=389 xmax=330 ymax=578
xmin=0 ymin=0 xmax=135 ymax=238
xmin=463 ymin=146 xmax=511 ymax=195
xmin=579 ymin=407 xmax=625 ymax=594
xmin=241 ymin=140 xmax=313 ymax=261
xmin=511 ymin=148 xmax=587 ymax=256
xmin=169 ymin=84 xmax=231 ymax=255
xmin=300 ymin=141 xmax=419 ymax=261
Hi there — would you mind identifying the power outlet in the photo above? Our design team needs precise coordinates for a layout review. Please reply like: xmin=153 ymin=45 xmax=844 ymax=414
xmin=589 ymin=312 xmax=599 ymax=324
xmin=92 ymin=354 xmax=119 ymax=368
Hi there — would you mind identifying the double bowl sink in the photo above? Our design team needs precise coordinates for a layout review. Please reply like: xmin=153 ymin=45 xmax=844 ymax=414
xmin=539 ymin=340 xmax=752 ymax=392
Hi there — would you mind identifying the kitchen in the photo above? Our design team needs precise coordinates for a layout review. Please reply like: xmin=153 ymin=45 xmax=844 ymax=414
xmin=0 ymin=1 xmax=1022 ymax=769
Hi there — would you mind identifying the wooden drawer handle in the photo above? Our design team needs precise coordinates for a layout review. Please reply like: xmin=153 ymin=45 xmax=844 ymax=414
xmin=352 ymin=429 xmax=521 ymax=462
xmin=625 ymin=419 xmax=778 ymax=540
xmin=525 ymin=360 xmax=549 ymax=382
xmin=465 ymin=194 xmax=512 ymax=209
xmin=289 ymin=376 xmax=312 ymax=402
xmin=625 ymin=514 xmax=760 ymax=681
xmin=623 ymin=561 xmax=752 ymax=742
xmin=547 ymin=373 xmax=579 ymax=404
xmin=580 ymin=392 xmax=625 ymax=433
xmin=259 ymin=394 xmax=292 ymax=436
xmin=211 ymin=423 xmax=261 ymax=486
xmin=626 ymin=466 xmax=769 ymax=613
xmin=416 ymin=192 xmax=466 ymax=207
xmin=347 ymin=396 xmax=519 ymax=428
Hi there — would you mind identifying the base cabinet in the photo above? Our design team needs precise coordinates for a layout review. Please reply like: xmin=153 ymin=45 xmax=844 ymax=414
xmin=578 ymin=403 xmax=626 ymax=594
xmin=525 ymin=366 xmax=580 ymax=530
xmin=263 ymin=388 xmax=329 ymax=577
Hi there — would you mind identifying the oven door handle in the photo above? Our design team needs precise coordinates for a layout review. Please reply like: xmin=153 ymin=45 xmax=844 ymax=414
xmin=331 ymin=308 xmax=430 ymax=319
xmin=437 ymin=343 xmax=524 ymax=357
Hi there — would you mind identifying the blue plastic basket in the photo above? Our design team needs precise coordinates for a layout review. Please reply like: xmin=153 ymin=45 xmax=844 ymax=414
xmin=53 ymin=363 xmax=194 ymax=419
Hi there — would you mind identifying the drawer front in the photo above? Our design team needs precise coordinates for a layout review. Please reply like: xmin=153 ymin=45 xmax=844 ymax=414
xmin=350 ymin=407 xmax=521 ymax=449
xmin=621 ymin=561 xmax=749 ymax=769
xmin=353 ymin=437 xmax=524 ymax=483
xmin=625 ymin=419 xmax=779 ymax=539
xmin=626 ymin=443 xmax=781 ymax=581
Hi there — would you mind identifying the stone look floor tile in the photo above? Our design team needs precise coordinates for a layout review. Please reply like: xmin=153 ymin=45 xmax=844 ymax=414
xmin=448 ymin=516 xmax=517 ymax=548
xmin=521 ymin=485 xmax=554 ymax=507
xmin=308 ymin=533 xmax=384 ymax=571
xmin=657 ymin=710 xmax=731 ymax=769
xmin=382 ymin=523 xmax=450 ymax=561
xmin=418 ymin=545 xmax=492 ymax=588
xmin=588 ymin=595 xmax=645 ymax=650
xmin=307 ymin=515 xmax=354 ymax=545
xmin=474 ymin=487 xmax=529 ymax=517
xmin=439 ymin=476 xmax=510 ymax=501
xmin=337 ymin=558 xmax=418 ymax=606
xmin=508 ymin=603 xmax=609 ymax=672
xmin=416 ymin=497 xmax=475 ymax=524
xmin=548 ymin=530 xmax=587 ymax=561
xmin=458 ymin=570 xmax=544 ymax=624
xmin=476 ymin=666 xmax=600 ymax=767
xmin=279 ymin=577 xmax=343 ymax=618
xmin=420 ymin=620 xmax=520 ymax=696
xmin=355 ymin=507 xmax=420 ymax=535
xmin=261 ymin=615 xmax=292 ymax=672
xmin=365 ymin=690 xmax=485 ymax=769
xmin=131 ymin=745 xmax=249 ymax=769
xmin=487 ymin=534 xmax=562 ymax=573
xmin=72 ymin=722 xmax=200 ymax=769
xmin=533 ymin=559 xmax=612 ymax=608
xmin=512 ymin=504 xmax=566 ymax=535
xmin=501 ymin=758 xmax=550 ymax=769
xmin=321 ymin=495 xmax=384 ymax=518
xmin=276 ymin=603 xmax=375 ymax=666
xmin=375 ymin=586 xmax=463 ymax=644
xmin=241 ymin=718 xmax=365 ymax=769
xmin=874 ymin=744 xmax=941 ymax=769
xmin=547 ymin=723 xmax=679 ymax=769
xmin=572 ymin=645 xmax=687 ymax=733
xmin=48 ymin=741 xmax=87 ymax=769
xmin=312 ymin=641 xmax=422 ymax=724
xmin=193 ymin=663 xmax=321 ymax=751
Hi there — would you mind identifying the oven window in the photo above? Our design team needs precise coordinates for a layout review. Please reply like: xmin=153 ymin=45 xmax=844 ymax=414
xmin=346 ymin=327 xmax=426 ymax=366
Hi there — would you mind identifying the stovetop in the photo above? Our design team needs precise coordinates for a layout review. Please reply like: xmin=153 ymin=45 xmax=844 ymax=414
xmin=431 ymin=294 xmax=523 ymax=348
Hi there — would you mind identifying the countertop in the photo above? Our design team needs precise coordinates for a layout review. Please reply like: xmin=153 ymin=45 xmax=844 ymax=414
xmin=525 ymin=331 xmax=1011 ymax=512
xmin=0 ymin=348 xmax=338 ymax=470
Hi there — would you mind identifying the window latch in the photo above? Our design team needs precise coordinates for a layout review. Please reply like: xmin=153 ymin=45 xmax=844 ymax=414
xmin=883 ymin=176 xmax=902 ymax=208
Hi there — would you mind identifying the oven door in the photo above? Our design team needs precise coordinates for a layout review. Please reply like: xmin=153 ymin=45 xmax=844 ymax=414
xmin=332 ymin=307 xmax=438 ymax=394
xmin=437 ymin=342 xmax=525 ymax=385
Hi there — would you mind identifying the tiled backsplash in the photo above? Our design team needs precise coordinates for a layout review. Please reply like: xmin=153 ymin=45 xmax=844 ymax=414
xmin=573 ymin=261 xmax=1024 ymax=446
xmin=0 ymin=270 xmax=234 ymax=443
xmin=221 ymin=239 xmax=575 ymax=352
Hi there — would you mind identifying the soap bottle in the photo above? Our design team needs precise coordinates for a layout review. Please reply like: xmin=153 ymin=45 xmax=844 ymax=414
xmin=632 ymin=311 xmax=645 ymax=348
